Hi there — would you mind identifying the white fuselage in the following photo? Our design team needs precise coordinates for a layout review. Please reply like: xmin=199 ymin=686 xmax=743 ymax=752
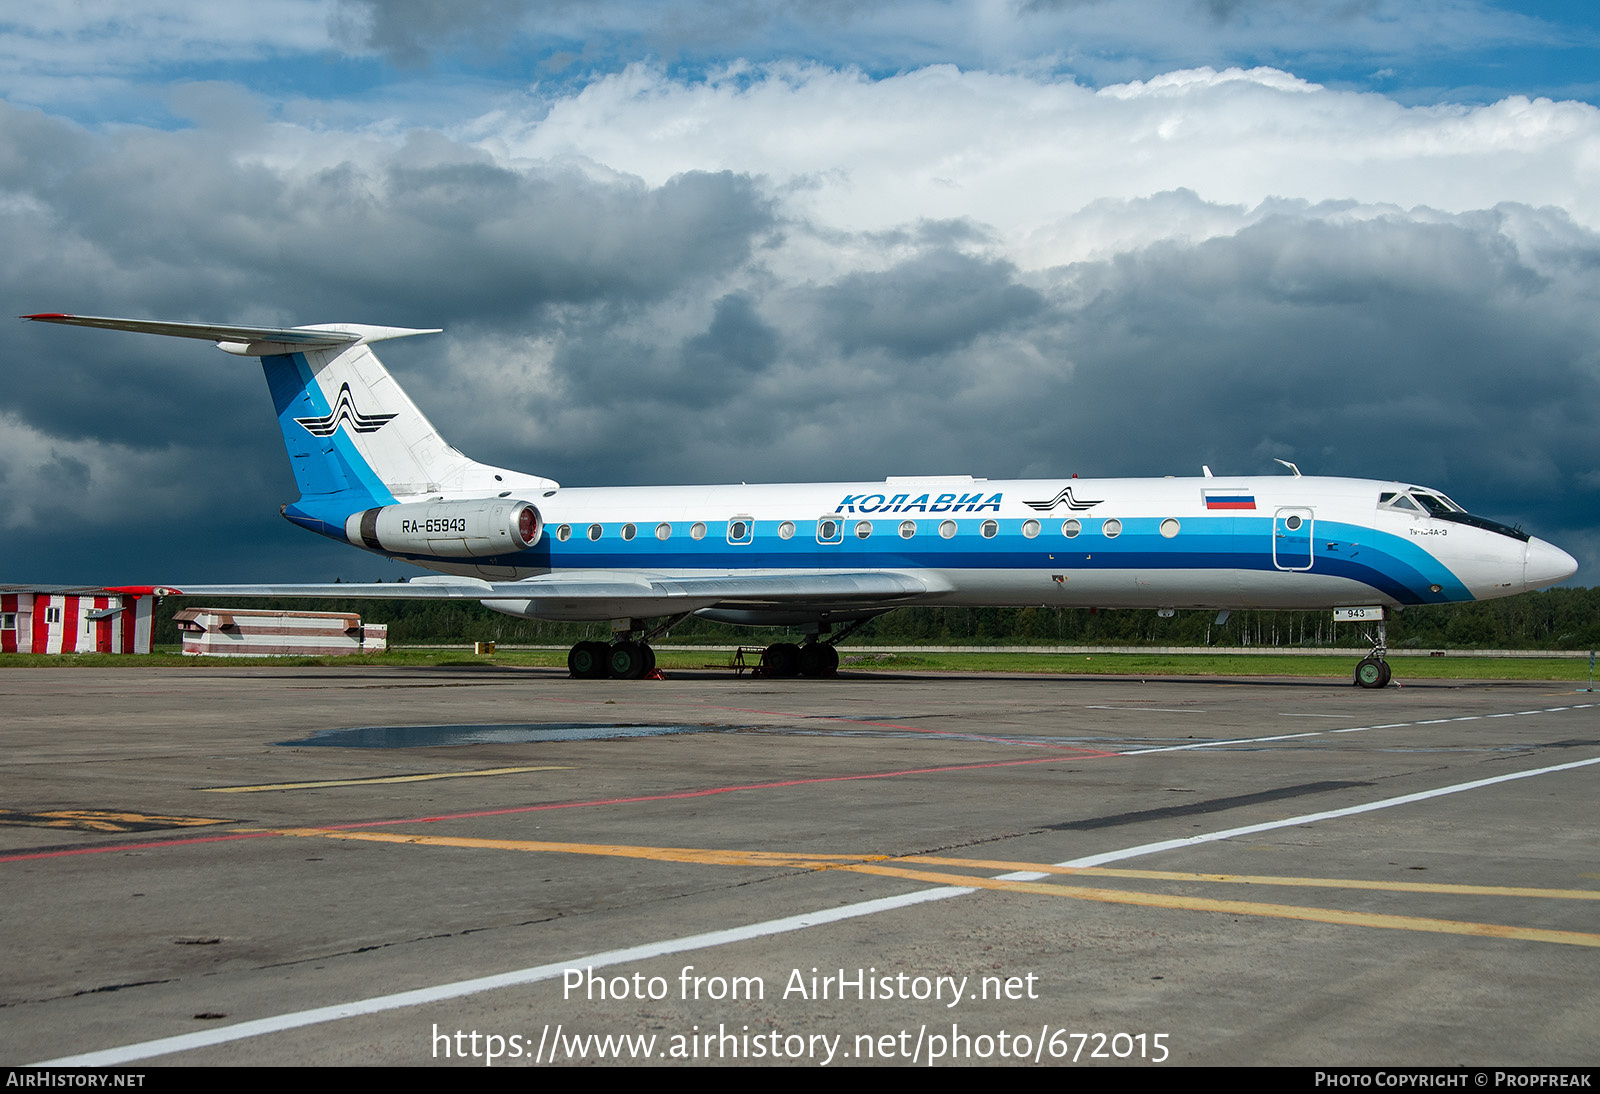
xmin=392 ymin=473 xmax=1570 ymax=619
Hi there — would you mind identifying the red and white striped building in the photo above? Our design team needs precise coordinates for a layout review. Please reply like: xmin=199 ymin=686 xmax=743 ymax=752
xmin=0 ymin=585 xmax=156 ymax=655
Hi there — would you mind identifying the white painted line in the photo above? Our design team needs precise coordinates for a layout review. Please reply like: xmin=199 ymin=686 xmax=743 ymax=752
xmin=1121 ymin=703 xmax=1594 ymax=754
xmin=1000 ymin=755 xmax=1600 ymax=880
xmin=1122 ymin=730 xmax=1323 ymax=754
xmin=1087 ymin=706 xmax=1208 ymax=713
xmin=34 ymin=886 xmax=971 ymax=1067
xmin=37 ymin=705 xmax=1600 ymax=1067
xmin=1068 ymin=755 xmax=1600 ymax=872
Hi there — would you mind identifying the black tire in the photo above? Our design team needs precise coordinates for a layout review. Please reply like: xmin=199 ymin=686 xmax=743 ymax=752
xmin=764 ymin=642 xmax=801 ymax=677
xmin=1355 ymin=656 xmax=1389 ymax=689
xmin=1378 ymin=659 xmax=1392 ymax=687
xmin=609 ymin=641 xmax=648 ymax=680
xmin=798 ymin=643 xmax=826 ymax=677
xmin=568 ymin=641 xmax=608 ymax=679
xmin=641 ymin=644 xmax=656 ymax=676
xmin=798 ymin=643 xmax=839 ymax=677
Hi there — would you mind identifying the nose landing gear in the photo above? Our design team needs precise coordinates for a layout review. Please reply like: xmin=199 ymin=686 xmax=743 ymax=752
xmin=1353 ymin=623 xmax=1393 ymax=688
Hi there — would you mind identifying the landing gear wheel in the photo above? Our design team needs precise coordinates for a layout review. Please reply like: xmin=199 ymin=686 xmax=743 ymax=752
xmin=1354 ymin=656 xmax=1390 ymax=689
xmin=763 ymin=642 xmax=801 ymax=677
xmin=608 ymin=641 xmax=649 ymax=680
xmin=798 ymin=643 xmax=839 ymax=677
xmin=641 ymin=644 xmax=656 ymax=676
xmin=568 ymin=640 xmax=609 ymax=679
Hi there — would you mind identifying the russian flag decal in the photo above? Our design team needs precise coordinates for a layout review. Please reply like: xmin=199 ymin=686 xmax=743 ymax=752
xmin=1204 ymin=492 xmax=1256 ymax=510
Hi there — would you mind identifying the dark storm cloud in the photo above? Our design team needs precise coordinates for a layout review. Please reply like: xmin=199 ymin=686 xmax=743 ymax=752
xmin=814 ymin=250 xmax=1045 ymax=359
xmin=680 ymin=292 xmax=780 ymax=379
xmin=0 ymin=99 xmax=772 ymax=447
xmin=1023 ymin=204 xmax=1600 ymax=545
xmin=0 ymin=102 xmax=774 ymax=580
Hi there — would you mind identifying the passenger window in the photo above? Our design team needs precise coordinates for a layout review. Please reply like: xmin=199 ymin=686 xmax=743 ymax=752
xmin=728 ymin=518 xmax=753 ymax=544
xmin=939 ymin=520 xmax=956 ymax=539
xmin=587 ymin=524 xmax=602 ymax=541
xmin=556 ymin=524 xmax=571 ymax=541
xmin=621 ymin=523 xmax=637 ymax=541
xmin=655 ymin=522 xmax=671 ymax=540
xmin=817 ymin=517 xmax=842 ymax=544
xmin=981 ymin=520 xmax=998 ymax=539
xmin=899 ymin=520 xmax=916 ymax=539
xmin=779 ymin=521 xmax=795 ymax=539
xmin=690 ymin=522 xmax=707 ymax=540
xmin=1102 ymin=518 xmax=1122 ymax=538
xmin=855 ymin=520 xmax=873 ymax=539
xmin=1160 ymin=518 xmax=1180 ymax=538
xmin=1022 ymin=519 xmax=1040 ymax=539
xmin=1061 ymin=519 xmax=1080 ymax=538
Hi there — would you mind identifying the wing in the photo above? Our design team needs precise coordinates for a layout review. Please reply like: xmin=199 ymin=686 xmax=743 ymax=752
xmin=128 ymin=571 xmax=935 ymax=621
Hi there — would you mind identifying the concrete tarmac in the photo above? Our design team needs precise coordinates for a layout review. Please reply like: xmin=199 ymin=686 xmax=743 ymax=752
xmin=2 ymin=663 xmax=1597 ymax=1067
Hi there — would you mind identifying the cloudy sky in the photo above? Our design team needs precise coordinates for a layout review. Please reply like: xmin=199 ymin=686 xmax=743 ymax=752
xmin=3 ymin=1 xmax=1598 ymax=585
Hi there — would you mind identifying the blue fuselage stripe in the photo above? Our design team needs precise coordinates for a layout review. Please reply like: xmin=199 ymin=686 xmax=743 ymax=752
xmin=374 ymin=516 xmax=1471 ymax=606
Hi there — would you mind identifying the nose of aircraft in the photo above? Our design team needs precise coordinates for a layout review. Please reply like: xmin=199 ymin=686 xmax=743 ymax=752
xmin=1525 ymin=537 xmax=1579 ymax=590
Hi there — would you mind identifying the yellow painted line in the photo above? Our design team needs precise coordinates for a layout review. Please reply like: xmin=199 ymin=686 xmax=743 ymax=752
xmin=0 ymin=810 xmax=229 ymax=832
xmin=255 ymin=828 xmax=1600 ymax=949
xmin=833 ymin=863 xmax=1600 ymax=949
xmin=201 ymin=766 xmax=573 ymax=793
xmin=259 ymin=828 xmax=889 ymax=869
xmin=891 ymin=857 xmax=1600 ymax=900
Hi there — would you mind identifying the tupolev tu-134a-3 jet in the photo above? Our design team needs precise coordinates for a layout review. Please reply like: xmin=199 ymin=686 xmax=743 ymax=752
xmin=25 ymin=313 xmax=1577 ymax=687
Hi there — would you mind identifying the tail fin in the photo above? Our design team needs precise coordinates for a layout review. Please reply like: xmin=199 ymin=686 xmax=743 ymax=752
xmin=23 ymin=314 xmax=557 ymax=535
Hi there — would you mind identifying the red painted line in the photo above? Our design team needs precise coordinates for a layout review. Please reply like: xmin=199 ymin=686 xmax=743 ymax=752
xmin=329 ymin=753 xmax=1092 ymax=828
xmin=0 ymin=830 xmax=273 ymax=864
xmin=689 ymin=701 xmax=1120 ymax=757
xmin=0 ymin=754 xmax=1093 ymax=864
xmin=2 ymin=703 xmax=1122 ymax=865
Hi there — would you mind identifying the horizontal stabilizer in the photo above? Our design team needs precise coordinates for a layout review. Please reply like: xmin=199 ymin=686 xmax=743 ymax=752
xmin=21 ymin=314 xmax=440 ymax=354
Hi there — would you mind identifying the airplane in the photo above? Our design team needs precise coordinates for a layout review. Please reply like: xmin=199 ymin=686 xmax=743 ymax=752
xmin=23 ymin=312 xmax=1579 ymax=687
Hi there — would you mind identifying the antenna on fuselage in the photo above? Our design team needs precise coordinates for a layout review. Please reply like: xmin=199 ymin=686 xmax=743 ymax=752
xmin=1202 ymin=465 xmax=1213 ymax=478
xmin=1274 ymin=459 xmax=1302 ymax=477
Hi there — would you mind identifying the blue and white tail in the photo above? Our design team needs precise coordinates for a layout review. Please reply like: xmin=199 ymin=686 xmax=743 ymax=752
xmin=22 ymin=314 xmax=557 ymax=536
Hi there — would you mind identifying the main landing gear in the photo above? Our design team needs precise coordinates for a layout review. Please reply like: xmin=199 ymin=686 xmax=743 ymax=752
xmin=759 ymin=640 xmax=839 ymax=678
xmin=566 ymin=615 xmax=862 ymax=680
xmin=753 ymin=615 xmax=875 ymax=678
xmin=568 ymin=613 xmax=686 ymax=680
xmin=567 ymin=639 xmax=655 ymax=680
xmin=1353 ymin=622 xmax=1393 ymax=689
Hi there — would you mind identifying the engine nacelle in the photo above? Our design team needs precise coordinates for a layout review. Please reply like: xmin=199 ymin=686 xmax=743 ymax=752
xmin=346 ymin=499 xmax=543 ymax=558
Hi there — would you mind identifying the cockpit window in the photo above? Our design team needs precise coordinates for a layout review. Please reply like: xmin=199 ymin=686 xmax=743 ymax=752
xmin=1380 ymin=489 xmax=1527 ymax=541
xmin=1412 ymin=493 xmax=1462 ymax=517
